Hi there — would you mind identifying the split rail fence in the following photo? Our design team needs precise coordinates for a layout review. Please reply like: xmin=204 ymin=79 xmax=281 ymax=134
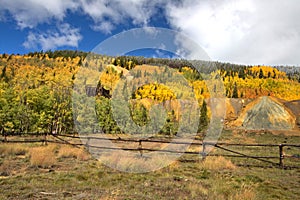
xmin=1 ymin=132 xmax=300 ymax=169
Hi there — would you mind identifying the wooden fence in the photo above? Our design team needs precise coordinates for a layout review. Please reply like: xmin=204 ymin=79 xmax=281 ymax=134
xmin=1 ymin=133 xmax=300 ymax=169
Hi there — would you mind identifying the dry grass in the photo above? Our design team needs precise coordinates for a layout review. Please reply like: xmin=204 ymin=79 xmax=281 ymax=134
xmin=0 ymin=160 xmax=13 ymax=176
xmin=57 ymin=146 xmax=90 ymax=161
xmin=1 ymin=131 xmax=299 ymax=199
xmin=0 ymin=144 xmax=28 ymax=156
xmin=99 ymin=151 xmax=179 ymax=172
xmin=187 ymin=182 xmax=209 ymax=198
xmin=229 ymin=183 xmax=256 ymax=200
xmin=29 ymin=144 xmax=57 ymax=168
xmin=207 ymin=179 xmax=256 ymax=200
xmin=201 ymin=156 xmax=236 ymax=171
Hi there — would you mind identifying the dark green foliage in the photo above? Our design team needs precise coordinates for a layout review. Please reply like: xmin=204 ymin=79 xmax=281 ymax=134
xmin=160 ymin=110 xmax=178 ymax=135
xmin=273 ymin=69 xmax=277 ymax=79
xmin=130 ymin=102 xmax=149 ymax=126
xmin=0 ymin=66 xmax=9 ymax=82
xmin=240 ymin=91 xmax=244 ymax=98
xmin=238 ymin=68 xmax=246 ymax=79
xmin=43 ymin=50 xmax=88 ymax=59
xmin=182 ymin=67 xmax=202 ymax=81
xmin=0 ymin=86 xmax=19 ymax=133
xmin=95 ymin=97 xmax=120 ymax=134
xmin=259 ymin=68 xmax=264 ymax=79
xmin=0 ymin=80 xmax=73 ymax=134
xmin=198 ymin=101 xmax=208 ymax=132
xmin=232 ymin=82 xmax=239 ymax=98
xmin=112 ymin=56 xmax=138 ymax=69
xmin=78 ymin=58 xmax=83 ymax=66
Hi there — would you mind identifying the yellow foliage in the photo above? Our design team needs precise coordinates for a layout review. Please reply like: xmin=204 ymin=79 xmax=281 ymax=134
xmin=249 ymin=66 xmax=286 ymax=79
xmin=134 ymin=83 xmax=176 ymax=102
xmin=192 ymin=80 xmax=210 ymax=100
xmin=100 ymin=65 xmax=121 ymax=90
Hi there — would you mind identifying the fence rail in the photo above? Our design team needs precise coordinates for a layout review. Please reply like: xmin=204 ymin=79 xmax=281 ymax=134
xmin=1 ymin=133 xmax=299 ymax=169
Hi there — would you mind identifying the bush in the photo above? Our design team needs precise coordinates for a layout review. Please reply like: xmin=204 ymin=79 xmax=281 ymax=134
xmin=29 ymin=145 xmax=57 ymax=168
xmin=58 ymin=146 xmax=90 ymax=161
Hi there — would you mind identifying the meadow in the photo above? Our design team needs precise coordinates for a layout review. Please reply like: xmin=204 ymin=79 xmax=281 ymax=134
xmin=1 ymin=130 xmax=299 ymax=200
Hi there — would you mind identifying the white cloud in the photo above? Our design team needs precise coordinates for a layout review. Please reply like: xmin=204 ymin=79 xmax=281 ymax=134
xmin=92 ymin=21 xmax=115 ymax=34
xmin=78 ymin=0 xmax=116 ymax=23
xmin=165 ymin=0 xmax=300 ymax=65
xmin=0 ymin=0 xmax=78 ymax=29
xmin=23 ymin=23 xmax=82 ymax=51
xmin=174 ymin=32 xmax=210 ymax=61
xmin=78 ymin=0 xmax=164 ymax=29
xmin=2 ymin=0 xmax=300 ymax=65
xmin=0 ymin=0 xmax=163 ymax=31
xmin=0 ymin=0 xmax=164 ymax=51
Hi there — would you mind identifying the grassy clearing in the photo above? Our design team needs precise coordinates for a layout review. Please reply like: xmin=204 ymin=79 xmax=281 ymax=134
xmin=1 ymin=154 xmax=299 ymax=199
xmin=0 ymin=156 xmax=253 ymax=199
xmin=0 ymin=131 xmax=299 ymax=199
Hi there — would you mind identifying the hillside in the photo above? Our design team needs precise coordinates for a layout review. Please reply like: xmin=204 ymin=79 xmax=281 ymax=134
xmin=1 ymin=51 xmax=300 ymax=135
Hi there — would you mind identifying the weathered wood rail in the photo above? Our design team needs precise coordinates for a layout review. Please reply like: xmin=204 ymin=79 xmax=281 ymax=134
xmin=1 ymin=133 xmax=299 ymax=169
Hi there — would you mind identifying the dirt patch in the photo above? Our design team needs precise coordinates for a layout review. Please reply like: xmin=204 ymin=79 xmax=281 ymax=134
xmin=231 ymin=96 xmax=296 ymax=130
xmin=284 ymin=100 xmax=300 ymax=129
xmin=225 ymin=98 xmax=253 ymax=121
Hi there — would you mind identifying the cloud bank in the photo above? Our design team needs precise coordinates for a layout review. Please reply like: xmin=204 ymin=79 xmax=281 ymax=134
xmin=1 ymin=0 xmax=300 ymax=65
xmin=165 ymin=0 xmax=300 ymax=65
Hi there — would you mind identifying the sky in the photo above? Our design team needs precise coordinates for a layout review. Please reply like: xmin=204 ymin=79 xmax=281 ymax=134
xmin=0 ymin=0 xmax=300 ymax=65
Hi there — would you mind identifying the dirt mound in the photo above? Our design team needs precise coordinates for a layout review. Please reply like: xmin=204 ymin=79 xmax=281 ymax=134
xmin=284 ymin=100 xmax=300 ymax=129
xmin=225 ymin=98 xmax=253 ymax=121
xmin=232 ymin=96 xmax=295 ymax=130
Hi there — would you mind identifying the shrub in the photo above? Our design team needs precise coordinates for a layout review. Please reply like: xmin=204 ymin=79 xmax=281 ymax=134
xmin=29 ymin=145 xmax=57 ymax=168
xmin=58 ymin=146 xmax=90 ymax=161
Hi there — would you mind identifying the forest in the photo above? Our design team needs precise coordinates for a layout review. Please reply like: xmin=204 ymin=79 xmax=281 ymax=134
xmin=1 ymin=50 xmax=300 ymax=135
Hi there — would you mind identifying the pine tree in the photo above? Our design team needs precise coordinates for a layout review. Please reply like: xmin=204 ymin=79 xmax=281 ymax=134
xmin=232 ymin=82 xmax=238 ymax=98
xmin=259 ymin=68 xmax=264 ymax=79
xmin=198 ymin=100 xmax=208 ymax=132
xmin=238 ymin=69 xmax=246 ymax=79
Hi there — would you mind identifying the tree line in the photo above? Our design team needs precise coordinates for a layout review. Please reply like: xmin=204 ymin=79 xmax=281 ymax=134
xmin=0 ymin=50 xmax=299 ymax=135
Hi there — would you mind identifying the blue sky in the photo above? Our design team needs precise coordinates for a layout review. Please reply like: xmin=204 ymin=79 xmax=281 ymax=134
xmin=1 ymin=0 xmax=300 ymax=65
xmin=0 ymin=3 xmax=170 ymax=55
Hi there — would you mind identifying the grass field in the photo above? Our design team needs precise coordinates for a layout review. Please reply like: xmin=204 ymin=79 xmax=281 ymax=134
xmin=0 ymin=130 xmax=300 ymax=200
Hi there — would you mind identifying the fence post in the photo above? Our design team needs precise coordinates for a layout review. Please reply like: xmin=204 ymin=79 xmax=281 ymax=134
xmin=44 ymin=132 xmax=48 ymax=145
xmin=201 ymin=142 xmax=207 ymax=160
xmin=86 ymin=137 xmax=90 ymax=147
xmin=4 ymin=131 xmax=7 ymax=142
xmin=279 ymin=144 xmax=284 ymax=168
xmin=138 ymin=140 xmax=143 ymax=157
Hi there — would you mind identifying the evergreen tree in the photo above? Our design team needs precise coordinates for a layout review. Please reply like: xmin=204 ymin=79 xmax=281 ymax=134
xmin=259 ymin=68 xmax=264 ymax=79
xmin=232 ymin=82 xmax=238 ymax=98
xmin=238 ymin=68 xmax=246 ymax=79
xmin=198 ymin=100 xmax=208 ymax=132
